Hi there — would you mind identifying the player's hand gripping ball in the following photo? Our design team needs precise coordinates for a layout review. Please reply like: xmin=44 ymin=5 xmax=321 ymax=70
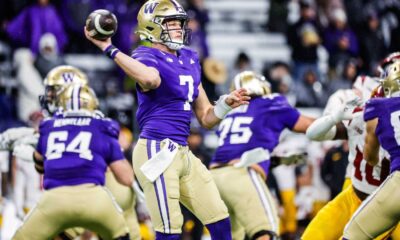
xmin=85 ymin=9 xmax=118 ymax=41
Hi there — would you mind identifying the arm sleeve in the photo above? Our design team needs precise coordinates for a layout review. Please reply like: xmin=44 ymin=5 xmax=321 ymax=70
xmin=364 ymin=99 xmax=382 ymax=121
xmin=274 ymin=96 xmax=301 ymax=129
xmin=105 ymin=138 xmax=125 ymax=165
xmin=36 ymin=120 xmax=49 ymax=155
xmin=131 ymin=50 xmax=159 ymax=68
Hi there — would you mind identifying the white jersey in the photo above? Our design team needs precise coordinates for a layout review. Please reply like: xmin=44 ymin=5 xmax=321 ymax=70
xmin=345 ymin=110 xmax=390 ymax=194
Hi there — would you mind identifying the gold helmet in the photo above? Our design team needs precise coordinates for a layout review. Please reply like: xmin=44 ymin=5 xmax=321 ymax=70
xmin=40 ymin=65 xmax=89 ymax=114
xmin=136 ymin=0 xmax=191 ymax=50
xmin=232 ymin=71 xmax=271 ymax=96
xmin=57 ymin=84 xmax=99 ymax=113
xmin=382 ymin=61 xmax=400 ymax=98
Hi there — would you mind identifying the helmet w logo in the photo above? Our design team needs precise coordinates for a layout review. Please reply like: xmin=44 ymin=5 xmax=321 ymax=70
xmin=144 ymin=3 xmax=159 ymax=14
xmin=62 ymin=72 xmax=75 ymax=83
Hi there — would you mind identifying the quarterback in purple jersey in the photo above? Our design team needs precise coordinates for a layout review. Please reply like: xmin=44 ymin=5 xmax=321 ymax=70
xmin=85 ymin=0 xmax=249 ymax=239
xmin=210 ymin=71 xmax=314 ymax=240
xmin=12 ymin=84 xmax=134 ymax=240
xmin=342 ymin=61 xmax=400 ymax=239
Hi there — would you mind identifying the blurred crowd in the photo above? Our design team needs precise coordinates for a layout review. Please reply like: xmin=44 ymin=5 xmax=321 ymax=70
xmin=0 ymin=0 xmax=399 ymax=239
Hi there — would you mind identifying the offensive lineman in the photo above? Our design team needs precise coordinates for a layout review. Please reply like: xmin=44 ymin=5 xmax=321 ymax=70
xmin=12 ymin=84 xmax=133 ymax=239
xmin=210 ymin=71 xmax=314 ymax=240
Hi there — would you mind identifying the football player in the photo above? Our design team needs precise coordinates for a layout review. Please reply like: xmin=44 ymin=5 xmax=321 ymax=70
xmin=209 ymin=71 xmax=314 ymax=240
xmin=85 ymin=0 xmax=250 ymax=239
xmin=12 ymin=84 xmax=132 ymax=240
xmin=302 ymin=75 xmax=397 ymax=240
xmin=342 ymin=60 xmax=400 ymax=239
xmin=11 ymin=65 xmax=142 ymax=240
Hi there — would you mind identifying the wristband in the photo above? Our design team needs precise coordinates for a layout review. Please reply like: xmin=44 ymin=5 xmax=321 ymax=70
xmin=104 ymin=44 xmax=120 ymax=60
xmin=214 ymin=94 xmax=232 ymax=119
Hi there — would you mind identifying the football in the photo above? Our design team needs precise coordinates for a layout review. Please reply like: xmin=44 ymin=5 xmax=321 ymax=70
xmin=85 ymin=9 xmax=118 ymax=41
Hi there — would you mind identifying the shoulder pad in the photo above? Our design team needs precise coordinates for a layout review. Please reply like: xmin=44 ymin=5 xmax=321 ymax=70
xmin=99 ymin=118 xmax=120 ymax=138
xmin=364 ymin=98 xmax=384 ymax=121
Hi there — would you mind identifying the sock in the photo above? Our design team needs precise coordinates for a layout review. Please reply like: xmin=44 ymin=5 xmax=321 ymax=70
xmin=155 ymin=232 xmax=180 ymax=240
xmin=206 ymin=217 xmax=232 ymax=240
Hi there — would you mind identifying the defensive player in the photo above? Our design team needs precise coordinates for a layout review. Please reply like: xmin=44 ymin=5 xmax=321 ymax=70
xmin=12 ymin=84 xmax=132 ymax=240
xmin=210 ymin=71 xmax=314 ymax=240
xmin=343 ymin=61 xmax=400 ymax=239
xmin=302 ymin=75 xmax=395 ymax=240
xmin=85 ymin=0 xmax=250 ymax=239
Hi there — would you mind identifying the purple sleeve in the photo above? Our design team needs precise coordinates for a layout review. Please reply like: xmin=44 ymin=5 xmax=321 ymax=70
xmin=131 ymin=50 xmax=159 ymax=68
xmin=274 ymin=96 xmax=301 ymax=129
xmin=100 ymin=119 xmax=120 ymax=139
xmin=36 ymin=120 xmax=50 ymax=155
xmin=105 ymin=138 xmax=125 ymax=165
xmin=364 ymin=99 xmax=382 ymax=121
xmin=36 ymin=135 xmax=44 ymax=155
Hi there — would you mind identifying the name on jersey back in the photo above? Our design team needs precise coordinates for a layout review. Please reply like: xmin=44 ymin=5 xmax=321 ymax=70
xmin=53 ymin=118 xmax=92 ymax=127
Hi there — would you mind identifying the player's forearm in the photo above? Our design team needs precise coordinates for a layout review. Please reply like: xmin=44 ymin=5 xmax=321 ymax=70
xmin=364 ymin=147 xmax=379 ymax=166
xmin=197 ymin=106 xmax=221 ymax=130
xmin=114 ymin=52 xmax=161 ymax=89
xmin=364 ymin=119 xmax=380 ymax=166
xmin=110 ymin=159 xmax=134 ymax=187
xmin=306 ymin=115 xmax=338 ymax=141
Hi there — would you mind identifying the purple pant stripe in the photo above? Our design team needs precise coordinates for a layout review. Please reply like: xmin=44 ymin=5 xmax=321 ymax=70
xmin=147 ymin=140 xmax=166 ymax=232
xmin=156 ymin=141 xmax=171 ymax=233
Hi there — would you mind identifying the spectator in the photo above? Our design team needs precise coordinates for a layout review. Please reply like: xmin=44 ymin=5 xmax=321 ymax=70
xmin=186 ymin=0 xmax=210 ymax=32
xmin=34 ymin=33 xmax=65 ymax=78
xmin=359 ymin=10 xmax=387 ymax=74
xmin=321 ymin=141 xmax=349 ymax=199
xmin=202 ymin=58 xmax=227 ymax=101
xmin=287 ymin=0 xmax=322 ymax=82
xmin=323 ymin=8 xmax=359 ymax=70
xmin=14 ymin=48 xmax=44 ymax=122
xmin=327 ymin=58 xmax=358 ymax=95
xmin=265 ymin=61 xmax=297 ymax=106
xmin=219 ymin=51 xmax=252 ymax=95
xmin=6 ymin=0 xmax=67 ymax=55
xmin=188 ymin=10 xmax=209 ymax=61
xmin=295 ymin=69 xmax=328 ymax=108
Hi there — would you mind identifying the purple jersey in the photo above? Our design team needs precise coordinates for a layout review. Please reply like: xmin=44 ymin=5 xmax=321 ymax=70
xmin=211 ymin=94 xmax=300 ymax=174
xmin=131 ymin=46 xmax=201 ymax=145
xmin=364 ymin=97 xmax=400 ymax=172
xmin=36 ymin=116 xmax=124 ymax=190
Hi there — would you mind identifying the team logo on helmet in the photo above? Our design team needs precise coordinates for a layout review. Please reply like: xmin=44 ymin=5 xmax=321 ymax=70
xmin=136 ymin=0 xmax=191 ymax=50
xmin=39 ymin=65 xmax=89 ymax=114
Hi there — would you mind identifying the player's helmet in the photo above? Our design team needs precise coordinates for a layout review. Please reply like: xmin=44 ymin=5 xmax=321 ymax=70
xmin=57 ymin=84 xmax=99 ymax=113
xmin=232 ymin=71 xmax=271 ymax=96
xmin=352 ymin=75 xmax=380 ymax=102
xmin=382 ymin=61 xmax=400 ymax=98
xmin=378 ymin=52 xmax=400 ymax=78
xmin=39 ymin=65 xmax=89 ymax=114
xmin=136 ymin=0 xmax=191 ymax=50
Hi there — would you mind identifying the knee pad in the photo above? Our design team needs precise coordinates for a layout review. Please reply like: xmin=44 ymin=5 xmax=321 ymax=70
xmin=252 ymin=230 xmax=279 ymax=240
xmin=113 ymin=233 xmax=130 ymax=240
